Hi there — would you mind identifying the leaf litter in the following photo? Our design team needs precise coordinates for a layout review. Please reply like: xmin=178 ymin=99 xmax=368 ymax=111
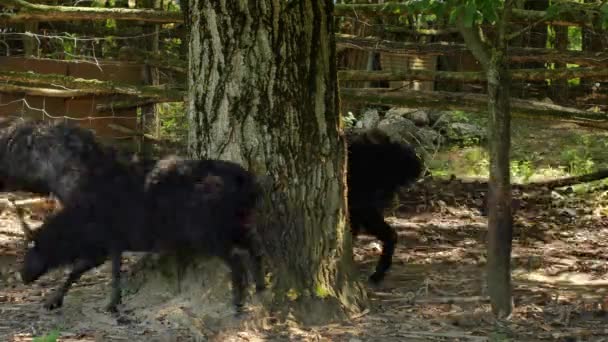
xmin=1 ymin=173 xmax=608 ymax=341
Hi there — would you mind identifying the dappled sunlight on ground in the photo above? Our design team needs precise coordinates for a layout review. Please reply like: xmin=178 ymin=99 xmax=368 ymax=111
xmin=2 ymin=181 xmax=608 ymax=340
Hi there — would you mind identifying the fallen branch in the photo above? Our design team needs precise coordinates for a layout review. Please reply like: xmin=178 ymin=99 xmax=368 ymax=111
xmin=412 ymin=296 xmax=491 ymax=304
xmin=438 ymin=169 xmax=608 ymax=192
xmin=96 ymin=99 xmax=164 ymax=113
xmin=338 ymin=67 xmax=608 ymax=83
xmin=0 ymin=70 xmax=185 ymax=101
xmin=0 ymin=56 xmax=185 ymax=75
xmin=396 ymin=330 xmax=488 ymax=341
xmin=1 ymin=0 xmax=183 ymax=24
xmin=0 ymin=84 xmax=89 ymax=97
xmin=336 ymin=34 xmax=608 ymax=67
xmin=521 ymin=169 xmax=608 ymax=190
xmin=383 ymin=26 xmax=460 ymax=36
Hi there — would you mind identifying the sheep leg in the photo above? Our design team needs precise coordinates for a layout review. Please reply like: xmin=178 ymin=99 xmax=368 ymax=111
xmin=225 ymin=251 xmax=248 ymax=314
xmin=106 ymin=251 xmax=123 ymax=313
xmin=358 ymin=209 xmax=398 ymax=284
xmin=44 ymin=257 xmax=103 ymax=310
xmin=241 ymin=229 xmax=266 ymax=293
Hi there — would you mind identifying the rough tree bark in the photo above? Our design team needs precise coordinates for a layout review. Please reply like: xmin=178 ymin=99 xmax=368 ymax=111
xmin=457 ymin=2 xmax=514 ymax=318
xmin=127 ymin=0 xmax=366 ymax=325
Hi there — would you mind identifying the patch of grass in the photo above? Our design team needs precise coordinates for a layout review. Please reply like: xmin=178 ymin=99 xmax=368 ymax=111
xmin=33 ymin=330 xmax=60 ymax=342
xmin=428 ymin=117 xmax=608 ymax=182
xmin=510 ymin=159 xmax=534 ymax=183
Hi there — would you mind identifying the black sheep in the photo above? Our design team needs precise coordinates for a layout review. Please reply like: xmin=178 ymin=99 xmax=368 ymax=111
xmin=0 ymin=120 xmax=121 ymax=204
xmin=21 ymin=156 xmax=266 ymax=314
xmin=347 ymin=128 xmax=423 ymax=284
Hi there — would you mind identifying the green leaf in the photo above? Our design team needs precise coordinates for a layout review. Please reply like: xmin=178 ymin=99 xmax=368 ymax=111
xmin=600 ymin=2 xmax=608 ymax=30
xmin=448 ymin=7 xmax=461 ymax=25
xmin=477 ymin=0 xmax=498 ymax=23
xmin=463 ymin=1 xmax=478 ymax=27
xmin=430 ymin=2 xmax=446 ymax=18
xmin=545 ymin=4 xmax=562 ymax=19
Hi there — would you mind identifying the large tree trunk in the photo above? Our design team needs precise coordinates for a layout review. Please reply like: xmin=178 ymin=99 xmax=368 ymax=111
xmin=126 ymin=0 xmax=366 ymax=330
xmin=187 ymin=0 xmax=366 ymax=320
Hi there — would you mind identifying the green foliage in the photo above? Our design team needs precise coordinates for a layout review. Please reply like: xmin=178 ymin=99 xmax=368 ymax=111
xmin=33 ymin=330 xmax=60 ymax=342
xmin=91 ymin=0 xmax=107 ymax=7
xmin=465 ymin=148 xmax=490 ymax=175
xmin=447 ymin=0 xmax=502 ymax=26
xmin=557 ymin=135 xmax=605 ymax=176
xmin=567 ymin=26 xmax=582 ymax=51
xmin=315 ymin=284 xmax=330 ymax=298
xmin=447 ymin=110 xmax=473 ymax=123
xmin=546 ymin=25 xmax=556 ymax=49
xmin=560 ymin=149 xmax=595 ymax=176
xmin=601 ymin=2 xmax=608 ymax=29
xmin=158 ymin=102 xmax=187 ymax=143
xmin=342 ymin=111 xmax=357 ymax=128
xmin=105 ymin=19 xmax=117 ymax=30
xmin=510 ymin=159 xmax=534 ymax=183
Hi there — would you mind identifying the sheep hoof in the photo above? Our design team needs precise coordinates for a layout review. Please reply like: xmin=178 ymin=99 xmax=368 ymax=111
xmin=43 ymin=292 xmax=64 ymax=310
xmin=368 ymin=272 xmax=385 ymax=285
xmin=105 ymin=303 xmax=119 ymax=313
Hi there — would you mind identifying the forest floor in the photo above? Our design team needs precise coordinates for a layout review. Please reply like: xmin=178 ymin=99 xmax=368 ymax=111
xmin=1 ymin=118 xmax=608 ymax=341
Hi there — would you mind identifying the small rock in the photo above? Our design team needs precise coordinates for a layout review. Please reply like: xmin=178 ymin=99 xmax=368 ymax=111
xmin=376 ymin=116 xmax=418 ymax=145
xmin=367 ymin=242 xmax=382 ymax=252
xmin=428 ymin=110 xmax=455 ymax=126
xmin=540 ymin=97 xmax=554 ymax=104
xmin=358 ymin=108 xmax=380 ymax=129
xmin=445 ymin=122 xmax=485 ymax=143
xmin=404 ymin=109 xmax=430 ymax=126
xmin=550 ymin=191 xmax=564 ymax=200
xmin=386 ymin=106 xmax=419 ymax=118
xmin=416 ymin=127 xmax=443 ymax=147
xmin=559 ymin=208 xmax=577 ymax=217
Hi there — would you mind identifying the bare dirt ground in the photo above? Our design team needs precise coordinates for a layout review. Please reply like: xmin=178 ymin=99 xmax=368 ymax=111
xmin=1 ymin=175 xmax=608 ymax=341
xmin=2 ymin=115 xmax=608 ymax=342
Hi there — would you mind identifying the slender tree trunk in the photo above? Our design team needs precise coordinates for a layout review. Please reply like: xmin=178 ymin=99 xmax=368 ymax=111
xmin=185 ymin=0 xmax=365 ymax=321
xmin=551 ymin=25 xmax=569 ymax=101
xmin=22 ymin=21 xmax=38 ymax=57
xmin=456 ymin=1 xmax=514 ymax=318
xmin=485 ymin=3 xmax=514 ymax=319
